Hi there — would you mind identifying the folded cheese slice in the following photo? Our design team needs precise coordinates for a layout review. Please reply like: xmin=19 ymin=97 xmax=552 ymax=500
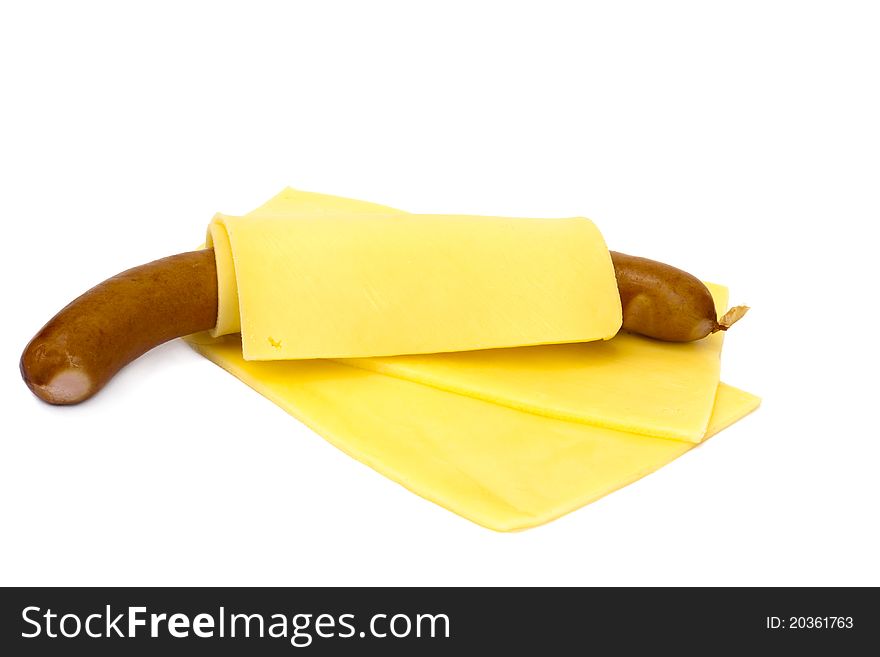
xmin=206 ymin=188 xmax=621 ymax=360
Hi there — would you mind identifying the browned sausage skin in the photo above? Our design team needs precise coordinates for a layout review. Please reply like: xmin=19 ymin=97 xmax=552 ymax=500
xmin=610 ymin=251 xmax=748 ymax=342
xmin=20 ymin=250 xmax=218 ymax=405
xmin=21 ymin=248 xmax=747 ymax=405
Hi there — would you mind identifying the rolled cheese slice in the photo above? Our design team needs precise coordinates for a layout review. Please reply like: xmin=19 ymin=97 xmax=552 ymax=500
xmin=206 ymin=189 xmax=622 ymax=361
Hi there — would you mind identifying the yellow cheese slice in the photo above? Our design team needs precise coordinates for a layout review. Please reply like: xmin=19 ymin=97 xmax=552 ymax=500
xmin=337 ymin=283 xmax=726 ymax=443
xmin=186 ymin=333 xmax=759 ymax=531
xmin=206 ymin=188 xmax=622 ymax=360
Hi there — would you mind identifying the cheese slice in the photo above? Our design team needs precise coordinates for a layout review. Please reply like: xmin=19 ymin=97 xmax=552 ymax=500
xmin=337 ymin=283 xmax=726 ymax=443
xmin=207 ymin=188 xmax=622 ymax=360
xmin=187 ymin=332 xmax=759 ymax=531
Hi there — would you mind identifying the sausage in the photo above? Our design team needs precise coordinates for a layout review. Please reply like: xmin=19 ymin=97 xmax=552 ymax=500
xmin=20 ymin=249 xmax=217 ymax=405
xmin=21 ymin=247 xmax=747 ymax=405
xmin=610 ymin=251 xmax=748 ymax=342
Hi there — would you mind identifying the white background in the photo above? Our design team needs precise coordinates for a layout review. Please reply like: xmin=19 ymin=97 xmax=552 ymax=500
xmin=1 ymin=1 xmax=878 ymax=586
